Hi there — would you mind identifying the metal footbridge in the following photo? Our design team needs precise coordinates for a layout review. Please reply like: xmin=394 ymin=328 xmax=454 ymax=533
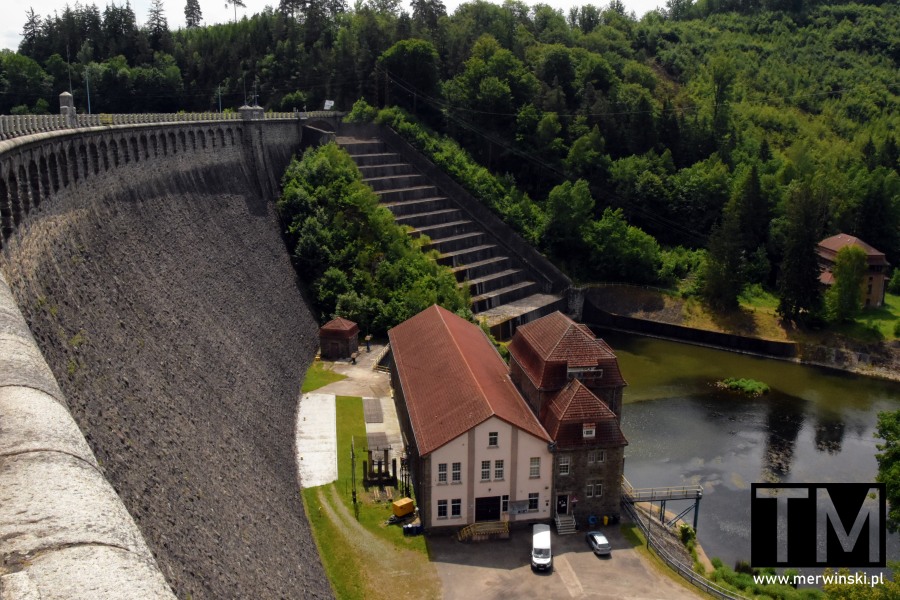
xmin=622 ymin=477 xmax=704 ymax=531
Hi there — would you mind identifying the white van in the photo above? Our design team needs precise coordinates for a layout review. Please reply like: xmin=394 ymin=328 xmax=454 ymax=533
xmin=531 ymin=523 xmax=552 ymax=571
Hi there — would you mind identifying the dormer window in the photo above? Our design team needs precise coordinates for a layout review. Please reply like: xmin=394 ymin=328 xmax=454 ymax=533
xmin=568 ymin=366 xmax=603 ymax=380
xmin=583 ymin=423 xmax=596 ymax=439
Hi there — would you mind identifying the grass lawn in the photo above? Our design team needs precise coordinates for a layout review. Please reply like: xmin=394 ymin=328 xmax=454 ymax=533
xmin=302 ymin=360 xmax=347 ymax=393
xmin=302 ymin=395 xmax=435 ymax=600
xmin=838 ymin=292 xmax=900 ymax=342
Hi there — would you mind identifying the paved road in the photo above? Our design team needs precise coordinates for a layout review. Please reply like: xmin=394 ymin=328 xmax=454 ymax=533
xmin=428 ymin=525 xmax=703 ymax=600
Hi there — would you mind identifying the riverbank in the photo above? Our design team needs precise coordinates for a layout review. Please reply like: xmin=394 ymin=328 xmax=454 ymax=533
xmin=584 ymin=285 xmax=900 ymax=383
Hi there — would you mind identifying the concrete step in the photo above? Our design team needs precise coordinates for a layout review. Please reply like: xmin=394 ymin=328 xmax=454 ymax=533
xmin=394 ymin=208 xmax=464 ymax=228
xmin=376 ymin=185 xmax=440 ymax=203
xmin=425 ymin=231 xmax=486 ymax=254
xmin=349 ymin=152 xmax=403 ymax=167
xmin=410 ymin=220 xmax=474 ymax=240
xmin=385 ymin=197 xmax=450 ymax=217
xmin=471 ymin=280 xmax=539 ymax=313
xmin=340 ymin=139 xmax=386 ymax=155
xmin=477 ymin=293 xmax=569 ymax=340
xmin=363 ymin=173 xmax=427 ymax=192
xmin=451 ymin=256 xmax=510 ymax=282
xmin=357 ymin=162 xmax=416 ymax=178
xmin=460 ymin=269 xmax=525 ymax=297
xmin=437 ymin=244 xmax=499 ymax=268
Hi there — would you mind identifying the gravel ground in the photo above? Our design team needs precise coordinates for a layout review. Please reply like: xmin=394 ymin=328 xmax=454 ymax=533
xmin=1 ymin=162 xmax=333 ymax=599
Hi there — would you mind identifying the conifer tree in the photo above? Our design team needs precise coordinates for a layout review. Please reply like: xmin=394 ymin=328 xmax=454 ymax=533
xmin=184 ymin=0 xmax=202 ymax=28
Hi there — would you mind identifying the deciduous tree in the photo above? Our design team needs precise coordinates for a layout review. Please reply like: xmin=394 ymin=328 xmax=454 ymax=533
xmin=824 ymin=245 xmax=867 ymax=322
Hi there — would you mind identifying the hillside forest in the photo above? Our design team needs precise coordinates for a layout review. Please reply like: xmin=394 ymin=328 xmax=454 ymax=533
xmin=4 ymin=0 xmax=899 ymax=327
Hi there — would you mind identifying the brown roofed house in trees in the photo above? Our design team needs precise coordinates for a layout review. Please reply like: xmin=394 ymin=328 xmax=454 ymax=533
xmin=817 ymin=233 xmax=891 ymax=308
xmin=319 ymin=317 xmax=360 ymax=360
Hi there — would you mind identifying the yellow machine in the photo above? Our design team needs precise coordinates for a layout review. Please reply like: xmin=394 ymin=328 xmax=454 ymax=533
xmin=392 ymin=498 xmax=415 ymax=518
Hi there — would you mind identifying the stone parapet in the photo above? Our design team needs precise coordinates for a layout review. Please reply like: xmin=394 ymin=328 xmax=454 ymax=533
xmin=0 ymin=271 xmax=175 ymax=599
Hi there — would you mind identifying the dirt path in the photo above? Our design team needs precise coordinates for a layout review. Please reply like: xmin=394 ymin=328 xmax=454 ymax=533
xmin=316 ymin=486 xmax=441 ymax=600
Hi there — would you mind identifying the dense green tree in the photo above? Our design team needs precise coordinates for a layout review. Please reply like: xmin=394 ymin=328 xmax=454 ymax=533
xmin=184 ymin=0 xmax=203 ymax=28
xmin=876 ymin=410 xmax=900 ymax=534
xmin=777 ymin=184 xmax=826 ymax=323
xmin=544 ymin=179 xmax=593 ymax=272
xmin=278 ymin=142 xmax=469 ymax=333
xmin=824 ymin=246 xmax=867 ymax=323
xmin=585 ymin=208 xmax=661 ymax=284
xmin=378 ymin=38 xmax=440 ymax=115
xmin=703 ymin=200 xmax=744 ymax=309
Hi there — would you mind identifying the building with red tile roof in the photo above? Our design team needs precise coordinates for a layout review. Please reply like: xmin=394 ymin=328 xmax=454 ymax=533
xmin=508 ymin=311 xmax=628 ymax=524
xmin=319 ymin=317 xmax=360 ymax=359
xmin=509 ymin=311 xmax=626 ymax=420
xmin=817 ymin=234 xmax=890 ymax=308
xmin=388 ymin=305 xmax=554 ymax=529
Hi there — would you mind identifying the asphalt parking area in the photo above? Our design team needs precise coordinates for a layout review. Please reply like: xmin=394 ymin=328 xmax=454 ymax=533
xmin=427 ymin=524 xmax=703 ymax=600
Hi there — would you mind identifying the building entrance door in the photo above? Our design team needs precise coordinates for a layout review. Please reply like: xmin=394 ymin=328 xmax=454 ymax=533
xmin=475 ymin=496 xmax=501 ymax=521
xmin=556 ymin=494 xmax=568 ymax=515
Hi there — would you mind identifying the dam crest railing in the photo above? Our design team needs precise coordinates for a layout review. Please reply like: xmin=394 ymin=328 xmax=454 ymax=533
xmin=0 ymin=110 xmax=343 ymax=141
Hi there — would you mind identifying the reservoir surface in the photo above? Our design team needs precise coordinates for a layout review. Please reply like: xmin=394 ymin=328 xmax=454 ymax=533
xmin=604 ymin=330 xmax=900 ymax=568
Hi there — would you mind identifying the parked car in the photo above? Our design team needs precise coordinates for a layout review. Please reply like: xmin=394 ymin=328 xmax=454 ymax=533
xmin=586 ymin=531 xmax=611 ymax=556
xmin=531 ymin=524 xmax=552 ymax=571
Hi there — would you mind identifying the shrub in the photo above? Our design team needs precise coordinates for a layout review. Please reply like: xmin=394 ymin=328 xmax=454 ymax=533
xmin=888 ymin=269 xmax=900 ymax=295
xmin=718 ymin=377 xmax=770 ymax=395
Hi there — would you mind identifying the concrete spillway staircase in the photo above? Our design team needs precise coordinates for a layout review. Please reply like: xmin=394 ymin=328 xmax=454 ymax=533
xmin=339 ymin=135 xmax=566 ymax=338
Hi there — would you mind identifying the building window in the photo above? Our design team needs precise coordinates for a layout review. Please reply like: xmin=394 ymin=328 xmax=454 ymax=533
xmin=438 ymin=499 xmax=448 ymax=518
xmin=501 ymin=495 xmax=509 ymax=513
xmin=452 ymin=462 xmax=461 ymax=483
xmin=494 ymin=459 xmax=504 ymax=480
xmin=588 ymin=450 xmax=606 ymax=464
xmin=451 ymin=499 xmax=462 ymax=518
xmin=528 ymin=492 xmax=539 ymax=511
xmin=559 ymin=455 xmax=570 ymax=476
xmin=529 ymin=457 xmax=540 ymax=478
xmin=481 ymin=460 xmax=491 ymax=481
xmin=438 ymin=463 xmax=447 ymax=484
xmin=586 ymin=483 xmax=602 ymax=498
xmin=488 ymin=431 xmax=498 ymax=447
xmin=583 ymin=423 xmax=596 ymax=438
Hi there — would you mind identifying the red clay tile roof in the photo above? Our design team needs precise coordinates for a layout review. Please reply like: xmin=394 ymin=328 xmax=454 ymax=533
xmin=508 ymin=312 xmax=626 ymax=390
xmin=543 ymin=380 xmax=627 ymax=449
xmin=320 ymin=317 xmax=360 ymax=339
xmin=388 ymin=305 xmax=551 ymax=456
xmin=321 ymin=317 xmax=359 ymax=331
xmin=817 ymin=234 xmax=889 ymax=266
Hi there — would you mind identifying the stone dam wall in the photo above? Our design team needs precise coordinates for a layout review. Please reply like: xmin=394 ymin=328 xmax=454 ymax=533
xmin=0 ymin=119 xmax=333 ymax=598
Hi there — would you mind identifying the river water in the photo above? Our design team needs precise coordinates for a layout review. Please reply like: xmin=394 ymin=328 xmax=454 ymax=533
xmin=601 ymin=330 xmax=900 ymax=569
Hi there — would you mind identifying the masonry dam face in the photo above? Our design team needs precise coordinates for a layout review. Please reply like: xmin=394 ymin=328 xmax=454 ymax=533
xmin=0 ymin=121 xmax=332 ymax=598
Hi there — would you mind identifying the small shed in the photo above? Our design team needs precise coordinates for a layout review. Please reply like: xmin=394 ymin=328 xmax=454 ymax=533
xmin=319 ymin=317 xmax=360 ymax=360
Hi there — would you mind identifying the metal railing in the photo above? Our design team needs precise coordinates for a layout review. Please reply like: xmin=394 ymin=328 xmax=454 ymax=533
xmin=622 ymin=477 xmax=703 ymax=502
xmin=621 ymin=502 xmax=747 ymax=600
xmin=0 ymin=111 xmax=344 ymax=141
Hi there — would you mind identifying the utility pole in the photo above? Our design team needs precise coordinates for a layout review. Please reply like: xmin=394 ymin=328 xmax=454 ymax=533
xmin=85 ymin=68 xmax=91 ymax=114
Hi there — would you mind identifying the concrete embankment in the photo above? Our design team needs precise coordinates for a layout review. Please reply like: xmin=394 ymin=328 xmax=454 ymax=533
xmin=1 ymin=128 xmax=332 ymax=598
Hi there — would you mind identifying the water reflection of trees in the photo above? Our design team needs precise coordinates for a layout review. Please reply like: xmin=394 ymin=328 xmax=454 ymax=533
xmin=763 ymin=397 xmax=805 ymax=479
xmin=814 ymin=415 xmax=845 ymax=454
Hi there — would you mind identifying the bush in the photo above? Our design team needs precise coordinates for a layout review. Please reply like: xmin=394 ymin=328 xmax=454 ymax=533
xmin=889 ymin=269 xmax=900 ymax=295
xmin=718 ymin=377 xmax=770 ymax=395
xmin=344 ymin=98 xmax=378 ymax=123
xmin=679 ymin=523 xmax=696 ymax=545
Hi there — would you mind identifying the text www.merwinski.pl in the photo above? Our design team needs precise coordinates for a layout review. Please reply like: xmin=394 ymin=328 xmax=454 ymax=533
xmin=753 ymin=572 xmax=885 ymax=587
